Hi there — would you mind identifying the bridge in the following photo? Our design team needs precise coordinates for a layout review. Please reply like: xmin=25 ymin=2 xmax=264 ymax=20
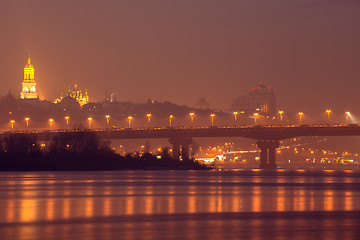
xmin=2 ymin=124 xmax=360 ymax=169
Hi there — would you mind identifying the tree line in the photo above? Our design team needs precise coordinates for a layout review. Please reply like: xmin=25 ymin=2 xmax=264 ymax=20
xmin=0 ymin=132 xmax=209 ymax=171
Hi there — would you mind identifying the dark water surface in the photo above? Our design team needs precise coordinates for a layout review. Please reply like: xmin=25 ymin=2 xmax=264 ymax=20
xmin=1 ymin=170 xmax=360 ymax=240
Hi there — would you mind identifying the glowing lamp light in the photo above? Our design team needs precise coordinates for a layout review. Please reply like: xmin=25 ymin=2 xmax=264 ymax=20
xmin=88 ymin=117 xmax=93 ymax=128
xmin=146 ymin=114 xmax=152 ymax=127
xmin=10 ymin=120 xmax=15 ymax=130
xmin=233 ymin=111 xmax=239 ymax=122
xmin=65 ymin=116 xmax=70 ymax=126
xmin=105 ymin=115 xmax=110 ymax=127
xmin=128 ymin=116 xmax=133 ymax=128
xmin=326 ymin=109 xmax=331 ymax=121
xmin=189 ymin=112 xmax=195 ymax=122
xmin=278 ymin=110 xmax=284 ymax=121
xmin=49 ymin=118 xmax=54 ymax=129
xmin=169 ymin=115 xmax=174 ymax=128
xmin=345 ymin=111 xmax=351 ymax=122
xmin=210 ymin=114 xmax=216 ymax=127
xmin=25 ymin=117 xmax=30 ymax=127
xmin=298 ymin=112 xmax=304 ymax=125
xmin=253 ymin=113 xmax=259 ymax=125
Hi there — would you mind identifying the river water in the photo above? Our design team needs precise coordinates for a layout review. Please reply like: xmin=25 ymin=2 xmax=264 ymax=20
xmin=1 ymin=170 xmax=360 ymax=240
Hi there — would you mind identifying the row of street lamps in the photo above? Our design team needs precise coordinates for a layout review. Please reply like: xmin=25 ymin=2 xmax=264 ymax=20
xmin=7 ymin=110 xmax=353 ymax=130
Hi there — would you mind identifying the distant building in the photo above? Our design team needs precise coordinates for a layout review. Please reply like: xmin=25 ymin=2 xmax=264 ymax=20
xmin=55 ymin=82 xmax=89 ymax=106
xmin=231 ymin=82 xmax=276 ymax=116
xmin=20 ymin=57 xmax=39 ymax=99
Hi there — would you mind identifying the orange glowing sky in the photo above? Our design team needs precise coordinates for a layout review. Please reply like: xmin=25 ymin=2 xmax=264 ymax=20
xmin=1 ymin=0 xmax=359 ymax=114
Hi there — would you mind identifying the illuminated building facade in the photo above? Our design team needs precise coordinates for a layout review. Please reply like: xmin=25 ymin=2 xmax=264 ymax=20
xmin=20 ymin=58 xmax=39 ymax=99
xmin=69 ymin=83 xmax=89 ymax=106
xmin=231 ymin=82 xmax=276 ymax=115
xmin=54 ymin=83 xmax=89 ymax=106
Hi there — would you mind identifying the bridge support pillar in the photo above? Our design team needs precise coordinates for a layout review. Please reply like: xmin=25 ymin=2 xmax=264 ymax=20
xmin=256 ymin=140 xmax=279 ymax=169
xmin=169 ymin=137 xmax=193 ymax=160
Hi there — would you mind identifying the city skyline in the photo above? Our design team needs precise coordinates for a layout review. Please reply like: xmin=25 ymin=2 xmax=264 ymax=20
xmin=1 ymin=0 xmax=359 ymax=114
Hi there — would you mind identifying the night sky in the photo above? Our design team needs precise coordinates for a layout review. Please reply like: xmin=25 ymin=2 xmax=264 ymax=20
xmin=1 ymin=0 xmax=359 ymax=114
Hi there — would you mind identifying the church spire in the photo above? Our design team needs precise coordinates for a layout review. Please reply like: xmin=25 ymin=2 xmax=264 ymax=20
xmin=20 ymin=57 xmax=38 ymax=99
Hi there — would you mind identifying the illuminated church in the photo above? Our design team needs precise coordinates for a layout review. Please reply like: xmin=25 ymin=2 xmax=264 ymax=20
xmin=55 ymin=82 xmax=89 ymax=106
xmin=20 ymin=57 xmax=39 ymax=99
xmin=68 ymin=82 xmax=89 ymax=106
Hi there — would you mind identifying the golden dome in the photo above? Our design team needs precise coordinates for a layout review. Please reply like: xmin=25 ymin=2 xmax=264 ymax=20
xmin=25 ymin=57 xmax=33 ymax=68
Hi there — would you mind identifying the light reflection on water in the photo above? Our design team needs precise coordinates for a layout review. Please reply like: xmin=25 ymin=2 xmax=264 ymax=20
xmin=0 ymin=170 xmax=360 ymax=240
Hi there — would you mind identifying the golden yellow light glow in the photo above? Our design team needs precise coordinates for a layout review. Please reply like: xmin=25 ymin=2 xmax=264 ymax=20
xmin=233 ymin=111 xmax=238 ymax=121
xmin=278 ymin=110 xmax=284 ymax=121
xmin=65 ymin=116 xmax=70 ymax=125
xmin=345 ymin=111 xmax=351 ymax=122
xmin=146 ymin=114 xmax=151 ymax=125
xmin=253 ymin=113 xmax=259 ymax=124
xmin=169 ymin=115 xmax=174 ymax=127
xmin=128 ymin=116 xmax=133 ymax=128
xmin=189 ymin=112 xmax=195 ymax=122
xmin=88 ymin=117 xmax=93 ymax=128
xmin=10 ymin=120 xmax=15 ymax=129
xmin=20 ymin=57 xmax=38 ymax=99
xmin=210 ymin=114 xmax=215 ymax=126
xmin=25 ymin=117 xmax=30 ymax=127
xmin=49 ymin=118 xmax=54 ymax=129
xmin=326 ymin=109 xmax=331 ymax=121
xmin=298 ymin=112 xmax=304 ymax=125
xmin=105 ymin=115 xmax=110 ymax=126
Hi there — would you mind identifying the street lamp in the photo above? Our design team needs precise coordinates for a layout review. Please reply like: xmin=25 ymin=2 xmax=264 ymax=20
xmin=105 ymin=115 xmax=110 ymax=128
xmin=278 ymin=110 xmax=284 ymax=121
xmin=326 ymin=109 xmax=331 ymax=122
xmin=88 ymin=117 xmax=93 ymax=128
xmin=128 ymin=116 xmax=133 ymax=128
xmin=346 ymin=111 xmax=351 ymax=122
xmin=25 ymin=117 xmax=30 ymax=127
xmin=10 ymin=120 xmax=15 ymax=130
xmin=210 ymin=114 xmax=216 ymax=127
xmin=169 ymin=115 xmax=174 ymax=128
xmin=146 ymin=114 xmax=152 ymax=127
xmin=233 ymin=111 xmax=238 ymax=124
xmin=189 ymin=112 xmax=195 ymax=124
xmin=49 ymin=118 xmax=54 ymax=130
xmin=298 ymin=112 xmax=304 ymax=125
xmin=253 ymin=113 xmax=259 ymax=125
xmin=65 ymin=116 xmax=70 ymax=126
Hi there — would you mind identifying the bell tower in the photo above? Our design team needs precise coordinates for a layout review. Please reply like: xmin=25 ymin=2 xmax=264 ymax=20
xmin=20 ymin=57 xmax=39 ymax=99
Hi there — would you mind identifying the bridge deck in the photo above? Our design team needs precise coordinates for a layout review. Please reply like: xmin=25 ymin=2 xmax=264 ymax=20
xmin=2 ymin=124 xmax=360 ymax=141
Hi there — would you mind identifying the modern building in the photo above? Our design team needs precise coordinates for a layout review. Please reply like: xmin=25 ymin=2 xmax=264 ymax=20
xmin=20 ymin=57 xmax=39 ymax=99
xmin=231 ymin=82 xmax=276 ymax=116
